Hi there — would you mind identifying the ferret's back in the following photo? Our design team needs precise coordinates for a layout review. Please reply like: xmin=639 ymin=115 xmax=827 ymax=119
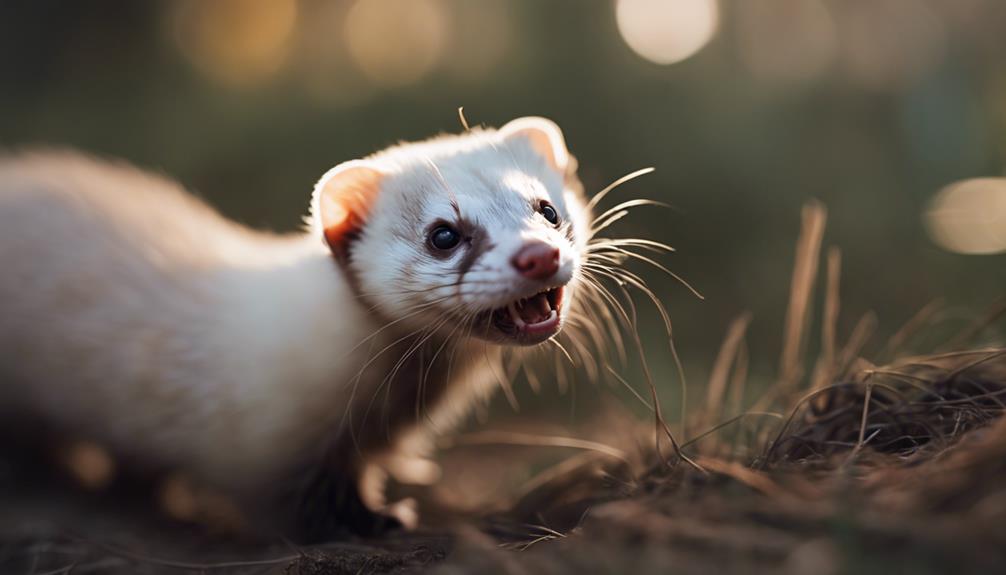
xmin=0 ymin=152 xmax=254 ymax=267
xmin=0 ymin=152 xmax=246 ymax=445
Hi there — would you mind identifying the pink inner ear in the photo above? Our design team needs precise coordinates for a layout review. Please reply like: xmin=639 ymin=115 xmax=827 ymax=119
xmin=319 ymin=194 xmax=352 ymax=250
xmin=316 ymin=162 xmax=383 ymax=252
xmin=498 ymin=117 xmax=569 ymax=174
xmin=526 ymin=130 xmax=567 ymax=172
xmin=321 ymin=190 xmax=373 ymax=251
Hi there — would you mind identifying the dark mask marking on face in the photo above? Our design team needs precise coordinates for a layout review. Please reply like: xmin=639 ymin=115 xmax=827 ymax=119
xmin=456 ymin=220 xmax=494 ymax=279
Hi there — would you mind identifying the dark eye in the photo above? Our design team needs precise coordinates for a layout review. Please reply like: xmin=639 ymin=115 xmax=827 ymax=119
xmin=429 ymin=225 xmax=461 ymax=250
xmin=539 ymin=201 xmax=560 ymax=225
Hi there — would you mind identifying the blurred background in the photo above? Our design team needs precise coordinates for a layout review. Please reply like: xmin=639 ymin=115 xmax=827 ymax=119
xmin=2 ymin=0 xmax=1005 ymax=422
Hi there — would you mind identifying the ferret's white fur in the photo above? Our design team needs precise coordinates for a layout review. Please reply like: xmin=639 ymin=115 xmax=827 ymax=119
xmin=0 ymin=118 xmax=589 ymax=529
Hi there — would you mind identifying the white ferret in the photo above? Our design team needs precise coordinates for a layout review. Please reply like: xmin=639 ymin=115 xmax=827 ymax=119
xmin=0 ymin=117 xmax=592 ymax=539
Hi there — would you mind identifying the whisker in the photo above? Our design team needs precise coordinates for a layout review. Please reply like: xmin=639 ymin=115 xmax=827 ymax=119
xmin=560 ymin=321 xmax=600 ymax=382
xmin=416 ymin=312 xmax=471 ymax=424
xmin=481 ymin=321 xmax=518 ymax=411
xmin=523 ymin=359 xmax=543 ymax=394
xmin=363 ymin=315 xmax=454 ymax=437
xmin=347 ymin=295 xmax=455 ymax=355
xmin=586 ymin=263 xmax=697 ymax=464
xmin=426 ymin=314 xmax=479 ymax=434
xmin=554 ymin=347 xmax=570 ymax=395
xmin=588 ymin=238 xmax=676 ymax=254
xmin=590 ymin=246 xmax=704 ymax=300
xmin=605 ymin=365 xmax=654 ymax=410
xmin=339 ymin=322 xmax=433 ymax=455
xmin=588 ymin=210 xmax=629 ymax=236
xmin=590 ymin=199 xmax=670 ymax=237
xmin=586 ymin=166 xmax=655 ymax=212
xmin=550 ymin=337 xmax=576 ymax=367
xmin=578 ymin=270 xmax=633 ymax=327
xmin=575 ymin=277 xmax=628 ymax=364
xmin=353 ymin=278 xmax=501 ymax=300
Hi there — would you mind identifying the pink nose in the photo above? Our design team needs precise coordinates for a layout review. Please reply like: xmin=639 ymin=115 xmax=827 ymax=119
xmin=511 ymin=242 xmax=560 ymax=280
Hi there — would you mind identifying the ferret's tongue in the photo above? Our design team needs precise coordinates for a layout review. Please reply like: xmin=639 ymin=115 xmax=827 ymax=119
xmin=507 ymin=292 xmax=554 ymax=327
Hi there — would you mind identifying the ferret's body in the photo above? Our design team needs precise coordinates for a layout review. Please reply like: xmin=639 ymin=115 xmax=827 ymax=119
xmin=0 ymin=153 xmax=479 ymax=490
xmin=0 ymin=118 xmax=589 ymax=537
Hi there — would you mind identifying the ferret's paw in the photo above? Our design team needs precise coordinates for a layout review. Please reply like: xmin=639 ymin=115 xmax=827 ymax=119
xmin=384 ymin=454 xmax=441 ymax=486
xmin=384 ymin=497 xmax=418 ymax=531
xmin=358 ymin=462 xmax=422 ymax=530
xmin=364 ymin=451 xmax=440 ymax=487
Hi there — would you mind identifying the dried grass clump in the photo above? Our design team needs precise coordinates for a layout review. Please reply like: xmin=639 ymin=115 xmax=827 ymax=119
xmin=767 ymin=349 xmax=1006 ymax=464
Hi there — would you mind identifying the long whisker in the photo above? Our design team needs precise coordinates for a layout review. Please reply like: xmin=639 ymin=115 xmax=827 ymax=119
xmin=347 ymin=295 xmax=455 ymax=356
xmin=588 ymin=210 xmax=629 ymax=236
xmin=588 ymin=238 xmax=676 ymax=254
xmin=589 ymin=246 xmax=704 ymax=300
xmin=477 ymin=317 xmax=518 ymax=411
xmin=586 ymin=167 xmax=655 ymax=212
xmin=590 ymin=199 xmax=670 ymax=237
xmin=416 ymin=312 xmax=471 ymax=424
xmin=550 ymin=337 xmax=576 ymax=367
xmin=575 ymin=276 xmax=628 ymax=364
xmin=340 ymin=321 xmax=433 ymax=455
xmin=566 ymin=311 xmax=614 ymax=367
xmin=586 ymin=261 xmax=695 ymax=451
xmin=426 ymin=313 xmax=479 ymax=435
xmin=523 ymin=356 xmax=543 ymax=394
xmin=560 ymin=322 xmax=600 ymax=383
xmin=363 ymin=315 xmax=454 ymax=437
xmin=353 ymin=278 xmax=501 ymax=300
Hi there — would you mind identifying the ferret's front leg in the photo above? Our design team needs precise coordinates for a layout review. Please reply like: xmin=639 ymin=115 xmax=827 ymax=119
xmin=356 ymin=460 xmax=419 ymax=530
xmin=357 ymin=430 xmax=441 ymax=530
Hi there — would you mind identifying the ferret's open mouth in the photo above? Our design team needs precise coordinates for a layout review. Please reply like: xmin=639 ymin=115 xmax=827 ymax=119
xmin=486 ymin=286 xmax=565 ymax=345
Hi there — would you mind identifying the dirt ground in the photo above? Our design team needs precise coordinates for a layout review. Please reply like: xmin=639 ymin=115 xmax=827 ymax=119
xmin=3 ymin=346 xmax=1005 ymax=575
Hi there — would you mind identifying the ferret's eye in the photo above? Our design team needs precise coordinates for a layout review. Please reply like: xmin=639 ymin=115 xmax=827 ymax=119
xmin=429 ymin=225 xmax=461 ymax=250
xmin=539 ymin=201 xmax=560 ymax=226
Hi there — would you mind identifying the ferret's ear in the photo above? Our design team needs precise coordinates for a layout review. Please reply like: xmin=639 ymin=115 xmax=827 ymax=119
xmin=312 ymin=160 xmax=384 ymax=253
xmin=498 ymin=116 xmax=570 ymax=174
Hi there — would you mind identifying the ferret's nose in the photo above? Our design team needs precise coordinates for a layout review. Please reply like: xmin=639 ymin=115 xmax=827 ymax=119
xmin=511 ymin=242 xmax=560 ymax=280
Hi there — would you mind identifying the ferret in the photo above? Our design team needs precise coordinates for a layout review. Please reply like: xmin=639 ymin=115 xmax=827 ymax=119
xmin=0 ymin=117 xmax=591 ymax=540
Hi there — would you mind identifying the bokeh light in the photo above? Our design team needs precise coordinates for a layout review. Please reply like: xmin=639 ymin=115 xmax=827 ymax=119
xmin=926 ymin=178 xmax=1006 ymax=255
xmin=735 ymin=0 xmax=836 ymax=86
xmin=615 ymin=0 xmax=719 ymax=65
xmin=344 ymin=0 xmax=449 ymax=87
xmin=172 ymin=0 xmax=298 ymax=87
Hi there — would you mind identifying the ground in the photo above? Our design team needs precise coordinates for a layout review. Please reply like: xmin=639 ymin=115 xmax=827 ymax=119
xmin=3 ymin=347 xmax=1005 ymax=574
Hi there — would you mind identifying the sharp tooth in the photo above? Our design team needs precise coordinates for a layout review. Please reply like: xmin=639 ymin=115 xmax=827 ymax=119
xmin=507 ymin=301 xmax=526 ymax=328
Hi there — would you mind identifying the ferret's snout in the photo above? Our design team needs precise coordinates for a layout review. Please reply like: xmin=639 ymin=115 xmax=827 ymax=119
xmin=510 ymin=242 xmax=560 ymax=280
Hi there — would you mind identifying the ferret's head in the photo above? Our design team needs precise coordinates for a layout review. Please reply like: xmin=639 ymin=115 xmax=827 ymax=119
xmin=311 ymin=117 xmax=588 ymax=346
